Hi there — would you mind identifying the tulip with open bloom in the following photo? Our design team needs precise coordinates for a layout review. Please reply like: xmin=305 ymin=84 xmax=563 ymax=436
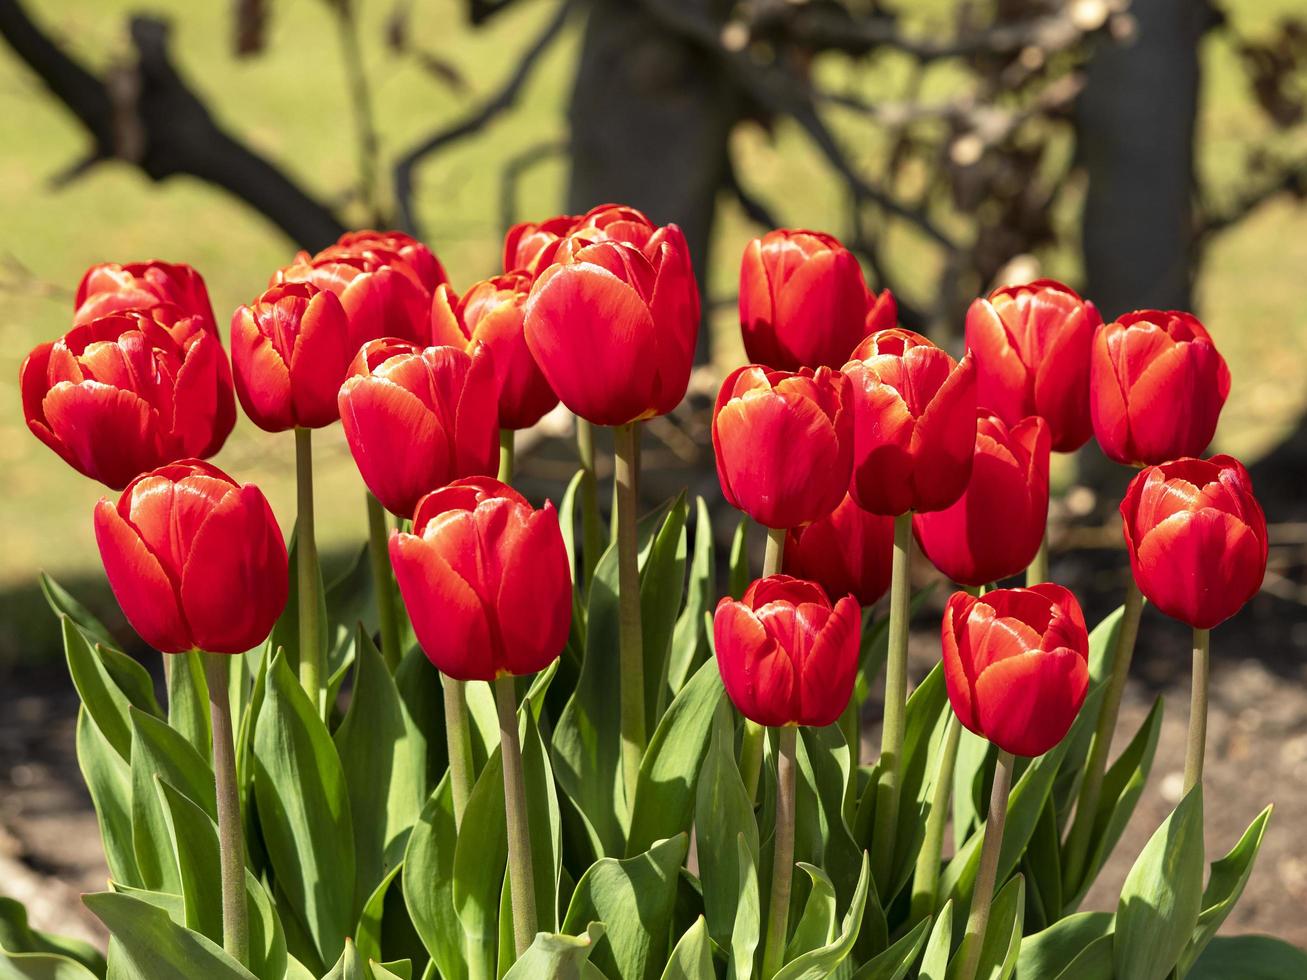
xmin=73 ymin=259 xmax=217 ymax=332
xmin=503 ymin=213 xmax=578 ymax=277
xmin=1091 ymin=310 xmax=1231 ymax=466
xmin=21 ymin=309 xmax=235 ymax=490
xmin=784 ymin=493 xmax=893 ymax=606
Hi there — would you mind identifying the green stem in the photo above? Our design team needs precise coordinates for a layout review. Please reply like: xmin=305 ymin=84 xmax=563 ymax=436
xmin=1062 ymin=578 xmax=1144 ymax=890
xmin=763 ymin=526 xmax=786 ymax=578
xmin=495 ymin=676 xmax=538 ymax=958
xmin=204 ymin=653 xmax=249 ymax=967
xmin=957 ymin=749 xmax=1015 ymax=980
xmin=871 ymin=511 xmax=912 ymax=886
xmin=1026 ymin=531 xmax=1049 ymax=586
xmin=366 ymin=493 xmax=402 ymax=673
xmin=443 ymin=676 xmax=476 ymax=829
xmin=760 ymin=726 xmax=798 ymax=980
xmin=839 ymin=695 xmax=860 ymax=769
xmin=294 ymin=428 xmax=324 ymax=716
xmin=576 ymin=417 xmax=602 ymax=589
xmin=1183 ymin=627 xmax=1211 ymax=794
xmin=614 ymin=421 xmax=646 ymax=809
xmin=910 ymin=714 xmax=961 ymax=922
xmin=499 ymin=428 xmax=515 ymax=482
xmin=739 ymin=720 xmax=766 ymax=806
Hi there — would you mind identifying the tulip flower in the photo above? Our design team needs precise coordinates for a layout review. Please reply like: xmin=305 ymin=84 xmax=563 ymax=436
xmin=964 ymin=279 xmax=1099 ymax=452
xmin=1091 ymin=310 xmax=1231 ymax=466
xmin=230 ymin=281 xmax=353 ymax=431
xmin=73 ymin=259 xmax=217 ymax=332
xmin=338 ymin=339 xmax=498 ymax=517
xmin=713 ymin=364 xmax=852 ymax=529
xmin=843 ymin=328 xmax=976 ymax=516
xmin=334 ymin=229 xmax=447 ymax=294
xmin=914 ymin=412 xmax=1051 ymax=587
xmin=430 ymin=275 xmax=558 ymax=430
xmin=784 ymin=493 xmax=893 ymax=606
xmin=739 ymin=228 xmax=895 ymax=370
xmin=93 ymin=460 xmax=288 ymax=654
xmin=1120 ymin=455 xmax=1267 ymax=631
xmin=21 ymin=309 xmax=236 ymax=489
xmin=503 ymin=213 xmax=578 ymax=277
xmin=390 ymin=477 xmax=572 ymax=681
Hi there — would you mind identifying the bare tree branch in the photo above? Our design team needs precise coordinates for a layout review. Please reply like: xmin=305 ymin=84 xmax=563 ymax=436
xmin=724 ymin=155 xmax=780 ymax=230
xmin=499 ymin=138 xmax=567 ymax=235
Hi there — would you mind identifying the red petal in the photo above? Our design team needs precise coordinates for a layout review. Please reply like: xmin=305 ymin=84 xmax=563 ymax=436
xmin=974 ymin=648 xmax=1089 ymax=756
xmin=94 ymin=498 xmax=192 ymax=652
xmin=390 ymin=532 xmax=496 ymax=680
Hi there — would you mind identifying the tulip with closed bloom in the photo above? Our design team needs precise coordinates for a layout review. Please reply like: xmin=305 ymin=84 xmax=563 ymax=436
xmin=74 ymin=259 xmax=217 ymax=332
xmin=784 ymin=493 xmax=894 ymax=607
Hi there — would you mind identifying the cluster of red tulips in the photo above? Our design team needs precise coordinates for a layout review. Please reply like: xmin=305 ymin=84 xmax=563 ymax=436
xmin=17 ymin=206 xmax=1272 ymax=979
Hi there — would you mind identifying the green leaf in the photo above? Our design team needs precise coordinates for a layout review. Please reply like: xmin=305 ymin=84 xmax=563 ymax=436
xmin=252 ymin=651 xmax=355 ymax=967
xmin=729 ymin=832 xmax=761 ymax=980
xmin=951 ymin=731 xmax=991 ymax=852
xmin=452 ymin=749 xmax=506 ymax=980
xmin=165 ymin=651 xmax=211 ymax=762
xmin=403 ymin=778 xmax=464 ymax=980
xmin=627 ymin=659 xmax=723 ymax=856
xmin=75 ymin=707 xmax=137 ymax=887
xmin=970 ymin=873 xmax=1023 ymax=980
xmin=660 ymin=917 xmax=713 ymax=980
xmin=1186 ymin=935 xmax=1307 ymax=979
xmin=61 ymin=619 xmax=138 ymax=761
xmin=371 ymin=962 xmax=412 ymax=980
xmin=392 ymin=643 xmax=448 ymax=799
xmin=773 ymin=853 xmax=870 ymax=980
xmin=561 ymin=835 xmax=689 ymax=980
xmin=850 ymin=915 xmax=931 ymax=980
xmin=889 ymin=661 xmax=949 ymax=898
xmin=790 ymin=725 xmax=862 ymax=910
xmin=1178 ymin=805 xmax=1272 ymax=976
xmin=353 ymin=863 xmax=402 ymax=967
xmin=322 ymin=939 xmax=368 ymax=980
xmin=918 ymin=900 xmax=953 ymax=980
xmin=1016 ymin=911 xmax=1113 ymax=979
xmin=727 ymin=516 xmax=750 ymax=600
xmin=666 ymin=498 xmax=715 ymax=707
xmin=503 ymin=922 xmax=605 ymax=979
xmin=0 ymin=952 xmax=100 ymax=979
xmin=82 ymin=892 xmax=256 ymax=979
xmin=784 ymin=865 xmax=837 ymax=962
xmin=558 ymin=470 xmax=585 ymax=582
xmin=41 ymin=573 xmax=116 ymax=649
xmin=1051 ymin=935 xmax=1114 ymax=980
xmin=269 ymin=522 xmax=328 ymax=680
xmin=1020 ymin=797 xmax=1061 ymax=931
xmin=641 ymin=493 xmax=688 ymax=725
xmin=0 ymin=898 xmax=105 ymax=977
xmin=1114 ymin=787 xmax=1205 ymax=980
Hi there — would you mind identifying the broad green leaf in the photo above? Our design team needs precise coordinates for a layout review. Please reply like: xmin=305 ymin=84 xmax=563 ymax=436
xmin=971 ymin=873 xmax=1023 ymax=980
xmin=269 ymin=522 xmax=328 ymax=682
xmin=729 ymin=833 xmax=761 ymax=980
xmin=392 ymin=644 xmax=448 ymax=798
xmin=41 ymin=573 xmax=116 ymax=649
xmin=850 ymin=915 xmax=930 ymax=980
xmin=62 ymin=619 xmax=137 ymax=760
xmin=403 ymin=778 xmax=464 ymax=980
xmin=696 ymin=706 xmax=759 ymax=951
xmin=1114 ymin=788 xmax=1205 ymax=980
xmin=502 ymin=922 xmax=604 ymax=979
xmin=371 ymin=962 xmax=412 ymax=980
xmin=0 ymin=951 xmax=100 ymax=980
xmin=82 ymin=892 xmax=256 ymax=979
xmin=452 ymin=747 xmax=506 ymax=980
xmin=1050 ymin=935 xmax=1114 ymax=979
xmin=641 ymin=494 xmax=688 ymax=725
xmin=558 ymin=470 xmax=585 ymax=582
xmin=772 ymin=853 xmax=870 ymax=980
xmin=354 ymin=863 xmax=402 ymax=967
xmin=324 ymin=544 xmax=376 ymax=667
xmin=793 ymin=725 xmax=861 ymax=906
xmin=322 ymin=939 xmax=367 ymax=980
xmin=918 ymin=900 xmax=953 ymax=980
xmin=1016 ymin=911 xmax=1113 ymax=979
xmin=0 ymin=898 xmax=105 ymax=976
xmin=952 ymin=731 xmax=991 ymax=852
xmin=727 ymin=516 xmax=749 ymax=599
xmin=784 ymin=865 xmax=836 ymax=962
xmin=561 ymin=835 xmax=689 ymax=980
xmin=666 ymin=497 xmax=715 ymax=706
xmin=252 ymin=652 xmax=354 ymax=967
xmin=626 ymin=660 xmax=723 ymax=856
xmin=285 ymin=956 xmax=316 ymax=980
xmin=1020 ymin=797 xmax=1061 ymax=932
xmin=660 ymin=917 xmax=713 ymax=980
xmin=1186 ymin=935 xmax=1307 ymax=979
xmin=890 ymin=661 xmax=949 ymax=898
xmin=75 ymin=707 xmax=137 ymax=887
xmin=165 ymin=651 xmax=211 ymax=761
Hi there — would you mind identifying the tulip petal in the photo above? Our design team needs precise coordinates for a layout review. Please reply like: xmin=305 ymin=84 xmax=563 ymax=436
xmin=94 ymin=498 xmax=191 ymax=653
xmin=773 ymin=249 xmax=868 ymax=369
xmin=910 ymin=354 xmax=976 ymax=513
xmin=287 ymin=291 xmax=352 ymax=428
xmin=231 ymin=312 xmax=295 ymax=432
xmin=966 ymin=298 xmax=1031 ymax=427
xmin=495 ymin=505 xmax=572 ymax=676
xmin=974 ymin=648 xmax=1089 ymax=757
xmin=172 ymin=331 xmax=236 ymax=460
xmin=1126 ymin=341 xmax=1228 ymax=463
xmin=715 ymin=600 xmax=797 ymax=727
xmin=340 ymin=377 xmax=445 ymax=517
xmin=797 ymin=595 xmax=860 ymax=726
xmin=42 ymin=381 xmax=161 ymax=489
xmin=390 ymin=532 xmax=496 ymax=680
xmin=1134 ymin=510 xmax=1265 ymax=629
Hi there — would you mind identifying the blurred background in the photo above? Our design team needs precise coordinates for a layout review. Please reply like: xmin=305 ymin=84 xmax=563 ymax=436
xmin=2 ymin=0 xmax=1306 ymax=951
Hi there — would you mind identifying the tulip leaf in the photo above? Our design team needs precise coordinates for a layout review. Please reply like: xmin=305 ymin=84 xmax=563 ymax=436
xmin=352 ymin=862 xmax=403 ymax=967
xmin=82 ymin=891 xmax=257 ymax=980
xmin=371 ymin=962 xmax=412 ymax=980
xmin=0 ymin=897 xmax=106 ymax=977
xmin=324 ymin=544 xmax=376 ymax=668
xmin=252 ymin=651 xmax=355 ymax=968
xmin=392 ymin=643 xmax=448 ymax=797
xmin=321 ymin=938 xmax=368 ymax=980
xmin=627 ymin=658 xmax=723 ymax=856
xmin=665 ymin=497 xmax=716 ymax=708
xmin=891 ymin=661 xmax=949 ymax=899
xmin=917 ymin=899 xmax=953 ymax=980
xmin=784 ymin=864 xmax=837 ymax=962
xmin=968 ymin=872 xmax=1023 ymax=980
xmin=850 ymin=914 xmax=931 ymax=980
xmin=641 ymin=492 xmax=688 ymax=725
xmin=74 ymin=706 xmax=138 ymax=888
xmin=729 ymin=831 xmax=762 ymax=980
xmin=558 ymin=469 xmax=585 ymax=583
xmin=61 ymin=618 xmax=138 ymax=761
xmin=165 ymin=651 xmax=211 ymax=762
xmin=791 ymin=725 xmax=863 ymax=910
xmin=1185 ymin=935 xmax=1307 ymax=979
xmin=1177 ymin=805 xmax=1272 ymax=976
xmin=561 ymin=834 xmax=689 ymax=980
xmin=502 ymin=922 xmax=605 ymax=979
xmin=770 ymin=853 xmax=870 ymax=980
xmin=1016 ymin=910 xmax=1114 ymax=979
xmin=0 ymin=949 xmax=101 ymax=980
xmin=451 ymin=741 xmax=507 ymax=975
xmin=660 ymin=917 xmax=713 ymax=980
xmin=727 ymin=516 xmax=750 ymax=599
xmin=1020 ymin=796 xmax=1062 ymax=932
xmin=1051 ymin=934 xmax=1114 ymax=980
xmin=952 ymin=730 xmax=992 ymax=852
xmin=41 ymin=573 xmax=117 ymax=650
xmin=1114 ymin=787 xmax=1205 ymax=980
xmin=402 ymin=776 xmax=464 ymax=980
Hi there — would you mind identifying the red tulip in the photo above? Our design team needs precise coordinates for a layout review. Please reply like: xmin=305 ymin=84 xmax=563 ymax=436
xmin=784 ymin=493 xmax=894 ymax=606
xmin=21 ymin=310 xmax=236 ymax=489
xmin=338 ymin=339 xmax=498 ymax=517
xmin=713 ymin=364 xmax=852 ymax=529
xmin=94 ymin=460 xmax=288 ymax=654
xmin=74 ymin=260 xmax=217 ymax=332
xmin=1091 ymin=310 xmax=1231 ymax=466
xmin=913 ymin=412 xmax=1051 ymax=587
xmin=524 ymin=233 xmax=699 ymax=426
xmin=942 ymin=584 xmax=1089 ymax=757
xmin=430 ymin=275 xmax=558 ymax=430
xmin=390 ymin=477 xmax=571 ymax=681
xmin=503 ymin=213 xmax=578 ymax=277
xmin=713 ymin=575 xmax=860 ymax=728
xmin=739 ymin=228 xmax=894 ymax=370
xmin=964 ymin=279 xmax=1099 ymax=452
xmin=230 ymin=281 xmax=353 ymax=431
xmin=1120 ymin=455 xmax=1267 ymax=630
xmin=333 ymin=230 xmax=447 ymax=294
xmin=842 ymin=328 xmax=976 ymax=516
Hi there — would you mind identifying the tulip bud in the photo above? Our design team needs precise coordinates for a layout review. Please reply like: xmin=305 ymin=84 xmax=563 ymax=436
xmin=842 ymin=328 xmax=976 ymax=516
xmin=94 ymin=460 xmax=288 ymax=654
xmin=942 ymin=584 xmax=1090 ymax=757
xmin=390 ymin=477 xmax=572 ymax=681
xmin=334 ymin=230 xmax=446 ymax=295
xmin=784 ymin=493 xmax=894 ymax=606
xmin=338 ymin=339 xmax=499 ymax=517
xmin=914 ymin=412 xmax=1051 ymax=587
xmin=713 ymin=575 xmax=860 ymax=728
xmin=430 ymin=275 xmax=558 ymax=430
xmin=503 ymin=213 xmax=578 ymax=277
xmin=74 ymin=260 xmax=217 ymax=333
xmin=230 ymin=281 xmax=353 ymax=432
xmin=1090 ymin=310 xmax=1231 ymax=466
xmin=1120 ymin=455 xmax=1267 ymax=630
xmin=21 ymin=309 xmax=236 ymax=489
xmin=964 ymin=279 xmax=1099 ymax=452
xmin=524 ymin=233 xmax=699 ymax=426
xmin=739 ymin=228 xmax=894 ymax=370
xmin=713 ymin=364 xmax=852 ymax=529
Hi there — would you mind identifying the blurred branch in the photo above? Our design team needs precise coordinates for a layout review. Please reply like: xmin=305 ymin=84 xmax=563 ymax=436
xmin=0 ymin=0 xmax=346 ymax=250
xmin=500 ymin=138 xmax=567 ymax=235
xmin=468 ymin=0 xmax=526 ymax=26
xmin=333 ymin=0 xmax=383 ymax=223
xmin=394 ymin=0 xmax=573 ymax=236
xmin=1196 ymin=157 xmax=1307 ymax=241
xmin=724 ymin=155 xmax=780 ymax=230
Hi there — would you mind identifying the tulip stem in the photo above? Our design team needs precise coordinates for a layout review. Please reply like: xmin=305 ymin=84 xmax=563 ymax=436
xmin=576 ymin=417 xmax=603 ymax=590
xmin=499 ymin=429 xmax=515 ymax=482
xmin=1026 ymin=532 xmax=1049 ymax=586
xmin=443 ymin=676 xmax=476 ymax=829
xmin=761 ymin=726 xmax=798 ymax=980
xmin=739 ymin=720 xmax=765 ymax=806
xmin=495 ymin=676 xmax=538 ymax=958
xmin=294 ymin=428 xmax=325 ymax=717
xmin=910 ymin=713 xmax=961 ymax=922
xmin=957 ymin=749 xmax=1014 ymax=980
xmin=871 ymin=511 xmax=913 ymax=887
xmin=1183 ymin=627 xmax=1211 ymax=794
xmin=204 ymin=652 xmax=249 ymax=967
xmin=1062 ymin=578 xmax=1143 ymax=892
xmin=614 ymin=421 xmax=646 ymax=810
xmin=366 ymin=493 xmax=403 ymax=673
xmin=763 ymin=527 xmax=786 ymax=578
